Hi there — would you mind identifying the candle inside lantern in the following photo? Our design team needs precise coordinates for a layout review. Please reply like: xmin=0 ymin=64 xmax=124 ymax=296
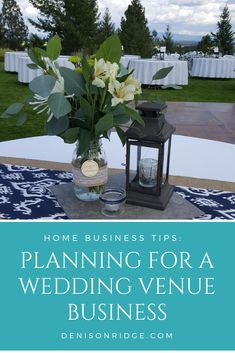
xmin=139 ymin=158 xmax=158 ymax=188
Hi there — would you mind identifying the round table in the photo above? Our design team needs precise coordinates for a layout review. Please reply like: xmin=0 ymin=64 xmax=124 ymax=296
xmin=120 ymin=55 xmax=141 ymax=68
xmin=0 ymin=134 xmax=234 ymax=182
xmin=4 ymin=51 xmax=28 ymax=72
xmin=18 ymin=56 xmax=75 ymax=83
xmin=128 ymin=59 xmax=188 ymax=85
xmin=191 ymin=58 xmax=235 ymax=78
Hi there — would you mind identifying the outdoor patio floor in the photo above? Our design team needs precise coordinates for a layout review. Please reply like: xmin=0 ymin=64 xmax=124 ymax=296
xmin=165 ymin=102 xmax=235 ymax=144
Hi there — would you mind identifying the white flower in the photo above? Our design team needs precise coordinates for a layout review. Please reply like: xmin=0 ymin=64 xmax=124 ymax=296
xmin=92 ymin=59 xmax=119 ymax=88
xmin=108 ymin=79 xmax=136 ymax=106
xmin=92 ymin=76 xmax=106 ymax=88
xmin=92 ymin=58 xmax=107 ymax=88
xmin=125 ymin=75 xmax=142 ymax=95
xmin=106 ymin=61 xmax=119 ymax=80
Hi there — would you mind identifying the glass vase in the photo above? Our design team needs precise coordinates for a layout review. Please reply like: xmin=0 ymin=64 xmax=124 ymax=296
xmin=72 ymin=140 xmax=108 ymax=201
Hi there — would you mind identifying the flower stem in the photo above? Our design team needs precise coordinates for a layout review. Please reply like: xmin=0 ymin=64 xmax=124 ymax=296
xmin=99 ymin=86 xmax=107 ymax=111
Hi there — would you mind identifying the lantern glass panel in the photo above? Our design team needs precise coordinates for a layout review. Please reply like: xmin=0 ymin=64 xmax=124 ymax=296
xmin=162 ymin=139 xmax=170 ymax=184
xmin=129 ymin=144 xmax=138 ymax=182
xmin=129 ymin=143 xmax=160 ymax=191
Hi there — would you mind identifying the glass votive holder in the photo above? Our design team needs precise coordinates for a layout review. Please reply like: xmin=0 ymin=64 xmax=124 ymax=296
xmin=99 ymin=189 xmax=126 ymax=217
xmin=139 ymin=158 xmax=158 ymax=188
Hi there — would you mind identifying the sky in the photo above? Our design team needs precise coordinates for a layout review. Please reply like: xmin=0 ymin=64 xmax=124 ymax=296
xmin=1 ymin=0 xmax=235 ymax=40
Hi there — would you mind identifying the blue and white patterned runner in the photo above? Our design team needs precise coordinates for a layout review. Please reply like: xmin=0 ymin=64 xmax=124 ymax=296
xmin=0 ymin=164 xmax=234 ymax=220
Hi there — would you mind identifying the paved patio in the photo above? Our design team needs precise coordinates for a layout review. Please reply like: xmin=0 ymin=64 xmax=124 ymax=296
xmin=166 ymin=102 xmax=235 ymax=144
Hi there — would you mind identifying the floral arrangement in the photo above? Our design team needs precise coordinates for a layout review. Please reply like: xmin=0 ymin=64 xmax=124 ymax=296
xmin=2 ymin=34 xmax=144 ymax=155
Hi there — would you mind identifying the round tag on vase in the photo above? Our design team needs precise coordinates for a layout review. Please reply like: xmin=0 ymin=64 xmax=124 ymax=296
xmin=81 ymin=160 xmax=99 ymax=177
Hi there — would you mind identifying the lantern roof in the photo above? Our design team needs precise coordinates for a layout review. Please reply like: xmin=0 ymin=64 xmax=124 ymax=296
xmin=136 ymin=101 xmax=167 ymax=115
xmin=126 ymin=116 xmax=175 ymax=143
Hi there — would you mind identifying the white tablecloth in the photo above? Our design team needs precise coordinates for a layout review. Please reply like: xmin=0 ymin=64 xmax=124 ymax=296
xmin=191 ymin=58 xmax=235 ymax=78
xmin=0 ymin=135 xmax=234 ymax=182
xmin=17 ymin=56 xmax=75 ymax=83
xmin=128 ymin=59 xmax=188 ymax=85
xmin=4 ymin=51 xmax=28 ymax=72
xmin=120 ymin=55 xmax=140 ymax=68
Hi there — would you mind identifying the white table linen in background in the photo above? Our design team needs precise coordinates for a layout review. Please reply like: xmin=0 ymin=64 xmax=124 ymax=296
xmin=222 ymin=55 xmax=235 ymax=59
xmin=191 ymin=58 xmax=235 ymax=78
xmin=4 ymin=51 xmax=28 ymax=72
xmin=17 ymin=57 xmax=42 ymax=83
xmin=128 ymin=59 xmax=188 ymax=85
xmin=17 ymin=56 xmax=75 ymax=83
xmin=120 ymin=55 xmax=141 ymax=68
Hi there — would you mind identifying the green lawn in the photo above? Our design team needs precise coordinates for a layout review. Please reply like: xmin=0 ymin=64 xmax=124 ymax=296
xmin=142 ymin=77 xmax=235 ymax=102
xmin=0 ymin=62 xmax=234 ymax=142
xmin=0 ymin=62 xmax=47 ymax=142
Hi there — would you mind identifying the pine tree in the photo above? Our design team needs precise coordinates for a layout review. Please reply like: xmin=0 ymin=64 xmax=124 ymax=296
xmin=152 ymin=30 xmax=160 ymax=46
xmin=162 ymin=24 xmax=174 ymax=53
xmin=28 ymin=33 xmax=47 ymax=48
xmin=197 ymin=34 xmax=213 ymax=54
xmin=212 ymin=5 xmax=234 ymax=55
xmin=63 ymin=0 xmax=99 ymax=53
xmin=120 ymin=0 xmax=153 ymax=58
xmin=1 ymin=0 xmax=28 ymax=50
xmin=98 ymin=8 xmax=115 ymax=45
xmin=0 ymin=12 xmax=4 ymax=46
xmin=28 ymin=0 xmax=65 ymax=36
xmin=28 ymin=0 xmax=99 ymax=53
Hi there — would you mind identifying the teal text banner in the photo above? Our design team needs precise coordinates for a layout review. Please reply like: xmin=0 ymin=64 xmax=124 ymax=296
xmin=0 ymin=221 xmax=234 ymax=350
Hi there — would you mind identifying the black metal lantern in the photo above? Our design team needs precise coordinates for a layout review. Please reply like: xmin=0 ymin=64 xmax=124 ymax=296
xmin=159 ymin=46 xmax=166 ymax=61
xmin=125 ymin=102 xmax=176 ymax=210
xmin=213 ymin=47 xmax=219 ymax=59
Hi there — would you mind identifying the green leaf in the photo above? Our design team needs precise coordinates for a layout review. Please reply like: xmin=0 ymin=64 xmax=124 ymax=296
xmin=1 ymin=103 xmax=24 ymax=117
xmin=96 ymin=34 xmax=121 ymax=63
xmin=29 ymin=75 xmax=56 ymax=98
xmin=124 ymin=106 xmax=144 ymax=126
xmin=46 ymin=34 xmax=62 ymax=60
xmin=25 ymin=95 xmax=35 ymax=104
xmin=95 ymin=113 xmax=113 ymax=137
xmin=59 ymin=67 xmax=86 ymax=96
xmin=16 ymin=112 xmax=27 ymax=126
xmin=47 ymin=115 xmax=69 ymax=135
xmin=81 ymin=55 xmax=92 ymax=90
xmin=113 ymin=104 xmax=130 ymax=124
xmin=79 ymin=96 xmax=93 ymax=124
xmin=162 ymin=84 xmax=183 ymax=90
xmin=152 ymin=66 xmax=174 ymax=81
xmin=77 ymin=128 xmax=91 ymax=155
xmin=27 ymin=63 xmax=39 ymax=70
xmin=48 ymin=93 xmax=72 ymax=119
xmin=116 ymin=126 xmax=126 ymax=146
xmin=118 ymin=69 xmax=134 ymax=83
xmin=28 ymin=48 xmax=47 ymax=69
xmin=62 ymin=127 xmax=80 ymax=144
xmin=113 ymin=114 xmax=130 ymax=125
xmin=73 ymin=118 xmax=88 ymax=129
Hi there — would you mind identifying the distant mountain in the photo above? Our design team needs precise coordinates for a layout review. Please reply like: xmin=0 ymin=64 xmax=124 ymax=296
xmin=149 ymin=26 xmax=202 ymax=43
xmin=172 ymin=33 xmax=201 ymax=42
xmin=174 ymin=40 xmax=199 ymax=47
